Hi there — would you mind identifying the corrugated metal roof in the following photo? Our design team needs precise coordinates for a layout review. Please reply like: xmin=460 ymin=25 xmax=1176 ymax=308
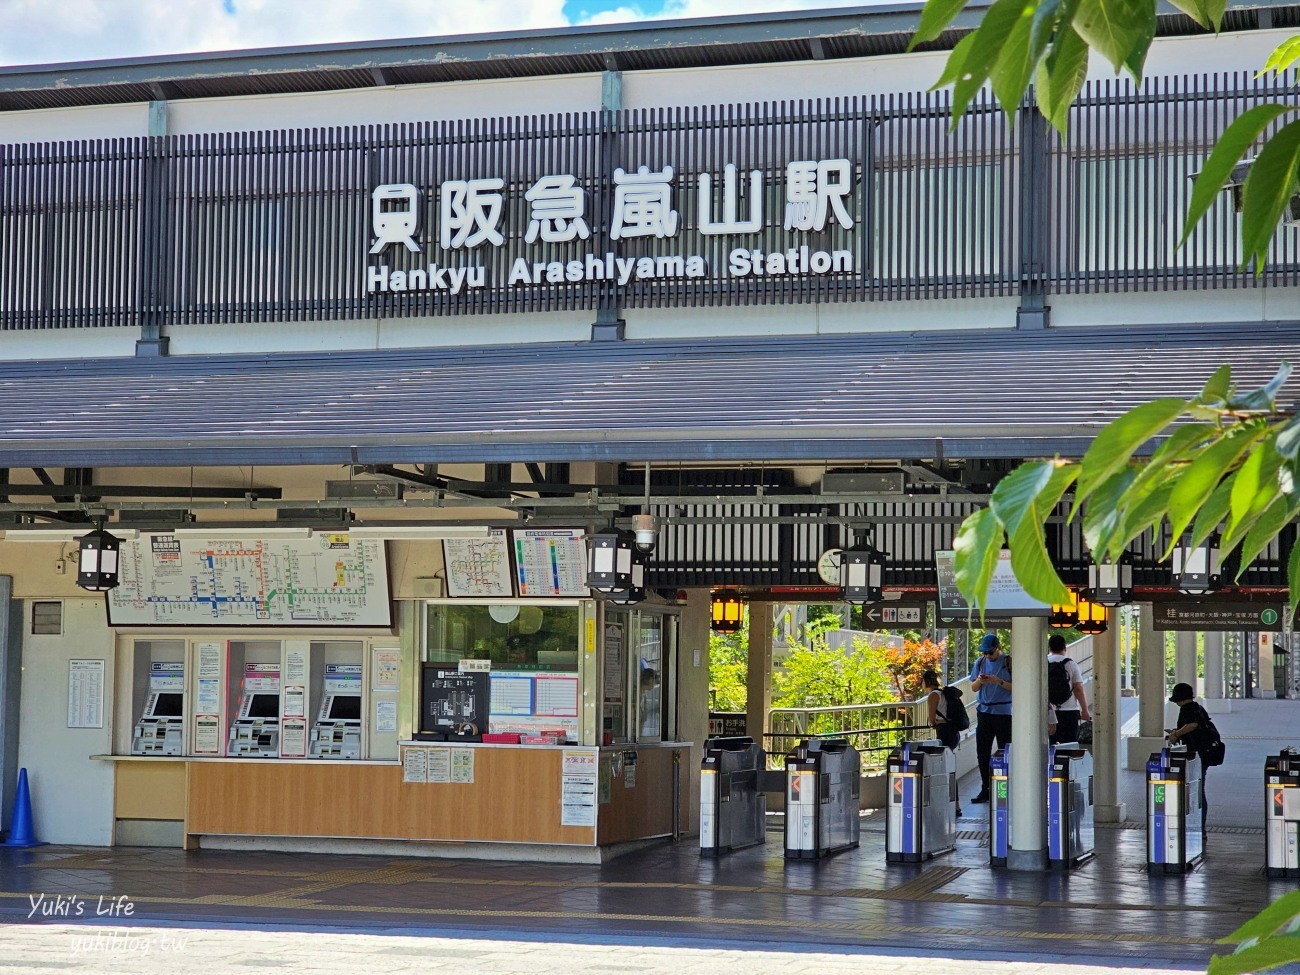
xmin=0 ymin=2 xmax=1293 ymax=113
xmin=0 ymin=323 xmax=1293 ymax=468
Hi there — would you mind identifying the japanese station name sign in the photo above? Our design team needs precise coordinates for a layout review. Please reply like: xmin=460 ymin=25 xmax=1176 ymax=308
xmin=1152 ymin=601 xmax=1294 ymax=632
xmin=366 ymin=159 xmax=858 ymax=295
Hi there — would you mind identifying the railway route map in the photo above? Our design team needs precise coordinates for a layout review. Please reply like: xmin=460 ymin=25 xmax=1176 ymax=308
xmin=443 ymin=530 xmax=514 ymax=597
xmin=107 ymin=532 xmax=391 ymax=626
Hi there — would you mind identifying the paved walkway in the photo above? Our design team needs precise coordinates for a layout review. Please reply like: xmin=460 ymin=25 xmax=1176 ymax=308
xmin=1 ymin=700 xmax=1295 ymax=974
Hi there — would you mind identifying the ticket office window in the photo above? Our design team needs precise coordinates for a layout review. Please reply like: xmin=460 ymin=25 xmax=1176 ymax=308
xmin=424 ymin=602 xmax=581 ymax=672
xmin=621 ymin=609 xmax=678 ymax=745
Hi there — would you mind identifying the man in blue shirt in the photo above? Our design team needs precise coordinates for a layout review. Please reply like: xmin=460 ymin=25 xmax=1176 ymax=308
xmin=969 ymin=632 xmax=1013 ymax=804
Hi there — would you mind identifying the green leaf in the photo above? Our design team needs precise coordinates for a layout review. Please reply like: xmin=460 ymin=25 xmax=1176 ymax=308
xmin=1242 ymin=121 xmax=1300 ymax=274
xmin=1276 ymin=415 xmax=1300 ymax=460
xmin=1165 ymin=426 xmax=1267 ymax=549
xmin=1166 ymin=0 xmax=1225 ymax=31
xmin=1291 ymin=540 xmax=1300 ymax=646
xmin=1010 ymin=516 xmax=1071 ymax=605
xmin=989 ymin=460 xmax=1057 ymax=539
xmin=1075 ymin=397 xmax=1188 ymax=511
xmin=1188 ymin=476 xmax=1235 ymax=551
xmin=1219 ymin=890 xmax=1300 ymax=945
xmin=1082 ymin=467 xmax=1136 ymax=558
xmin=1263 ymin=35 xmax=1300 ymax=76
xmin=949 ymin=0 xmax=1036 ymax=121
xmin=1035 ymin=24 xmax=1090 ymax=133
xmin=911 ymin=0 xmax=975 ymax=49
xmin=1072 ymin=0 xmax=1157 ymax=79
xmin=1129 ymin=422 xmax=1218 ymax=496
xmin=1208 ymin=937 xmax=1300 ymax=975
xmin=1230 ymin=361 xmax=1294 ymax=413
xmin=935 ymin=31 xmax=979 ymax=89
xmin=1182 ymin=104 xmax=1297 ymax=244
xmin=953 ymin=507 xmax=1004 ymax=611
xmin=1236 ymin=494 xmax=1300 ymax=580
xmin=990 ymin=0 xmax=1042 ymax=117
xmin=1222 ymin=444 xmax=1283 ymax=553
xmin=1200 ymin=363 xmax=1233 ymax=404
xmin=1116 ymin=480 xmax=1175 ymax=551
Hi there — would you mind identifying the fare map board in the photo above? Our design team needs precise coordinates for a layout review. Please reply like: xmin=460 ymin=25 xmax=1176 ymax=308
xmin=108 ymin=533 xmax=391 ymax=626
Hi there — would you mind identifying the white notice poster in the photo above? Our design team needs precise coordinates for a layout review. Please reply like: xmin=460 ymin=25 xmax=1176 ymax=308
xmin=561 ymin=766 xmax=598 ymax=827
xmin=375 ymin=699 xmax=397 ymax=733
xmin=427 ymin=747 xmax=451 ymax=783
xmin=451 ymin=748 xmax=475 ymax=783
xmin=193 ymin=714 xmax=221 ymax=755
xmin=284 ymin=686 xmax=306 ymax=718
xmin=281 ymin=719 xmax=306 ymax=758
xmin=197 ymin=678 xmax=221 ymax=715
xmin=285 ymin=648 xmax=307 ymax=684
xmin=402 ymin=747 xmax=428 ymax=784
xmin=67 ymin=659 xmax=105 ymax=729
xmin=372 ymin=648 xmax=401 ymax=691
xmin=512 ymin=529 xmax=588 ymax=597
xmin=197 ymin=643 xmax=223 ymax=680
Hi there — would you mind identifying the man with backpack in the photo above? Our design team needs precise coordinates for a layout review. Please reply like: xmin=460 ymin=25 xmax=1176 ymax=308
xmin=1046 ymin=634 xmax=1091 ymax=744
xmin=922 ymin=669 xmax=967 ymax=816
xmin=969 ymin=633 xmax=1013 ymax=804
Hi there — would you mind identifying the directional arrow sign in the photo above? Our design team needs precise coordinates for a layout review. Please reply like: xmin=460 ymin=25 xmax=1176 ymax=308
xmin=860 ymin=600 xmax=929 ymax=628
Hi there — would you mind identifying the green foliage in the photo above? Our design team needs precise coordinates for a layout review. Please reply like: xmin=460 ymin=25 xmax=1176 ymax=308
xmin=1210 ymin=890 xmax=1300 ymax=975
xmin=708 ymin=613 xmax=749 ymax=712
xmin=773 ymin=633 xmax=895 ymax=711
xmin=913 ymin=0 xmax=1300 ymax=271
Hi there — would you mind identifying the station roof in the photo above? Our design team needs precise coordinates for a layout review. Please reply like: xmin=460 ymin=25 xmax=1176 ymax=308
xmin=0 ymin=322 xmax=1294 ymax=469
xmin=1 ymin=2 xmax=1297 ymax=112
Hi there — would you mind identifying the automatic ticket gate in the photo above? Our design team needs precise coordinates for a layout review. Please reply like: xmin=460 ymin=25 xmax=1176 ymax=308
xmin=699 ymin=736 xmax=766 ymax=855
xmin=1147 ymin=745 xmax=1204 ymax=874
xmin=784 ymin=738 xmax=860 ymax=860
xmin=886 ymin=739 xmax=955 ymax=863
xmin=1265 ymin=747 xmax=1300 ymax=878
xmin=990 ymin=744 xmax=1095 ymax=870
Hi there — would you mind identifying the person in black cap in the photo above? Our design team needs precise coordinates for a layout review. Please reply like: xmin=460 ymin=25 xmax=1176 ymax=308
xmin=1166 ymin=682 xmax=1211 ymax=828
xmin=968 ymin=632 xmax=1012 ymax=804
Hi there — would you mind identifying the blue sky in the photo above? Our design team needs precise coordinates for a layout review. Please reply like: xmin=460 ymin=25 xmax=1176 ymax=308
xmin=0 ymin=0 xmax=880 ymax=68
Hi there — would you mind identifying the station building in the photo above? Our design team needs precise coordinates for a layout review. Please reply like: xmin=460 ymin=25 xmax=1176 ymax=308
xmin=0 ymin=3 xmax=1297 ymax=866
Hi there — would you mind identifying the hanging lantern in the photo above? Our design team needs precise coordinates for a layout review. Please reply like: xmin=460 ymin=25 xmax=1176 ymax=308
xmin=606 ymin=551 xmax=647 ymax=606
xmin=710 ymin=590 xmax=744 ymax=633
xmin=1087 ymin=557 xmax=1133 ymax=607
xmin=1049 ymin=589 xmax=1080 ymax=629
xmin=840 ymin=547 xmax=885 ymax=605
xmin=76 ymin=525 xmax=122 ymax=592
xmin=1172 ymin=533 xmax=1222 ymax=597
xmin=587 ymin=528 xmax=634 ymax=593
xmin=1076 ymin=596 xmax=1108 ymax=635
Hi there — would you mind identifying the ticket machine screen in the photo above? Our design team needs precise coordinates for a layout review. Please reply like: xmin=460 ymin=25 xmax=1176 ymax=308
xmin=328 ymin=696 xmax=361 ymax=721
xmin=247 ymin=694 xmax=279 ymax=719
xmin=152 ymin=692 xmax=183 ymax=718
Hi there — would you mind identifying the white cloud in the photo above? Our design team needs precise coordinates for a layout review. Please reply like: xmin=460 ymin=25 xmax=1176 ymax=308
xmin=0 ymin=0 xmax=571 ymax=67
xmin=0 ymin=0 xmax=895 ymax=68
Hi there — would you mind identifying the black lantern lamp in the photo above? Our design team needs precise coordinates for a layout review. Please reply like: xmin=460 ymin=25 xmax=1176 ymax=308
xmin=76 ymin=522 xmax=122 ymax=592
xmin=606 ymin=551 xmax=648 ymax=606
xmin=1087 ymin=556 xmax=1133 ymax=607
xmin=587 ymin=528 xmax=634 ymax=593
xmin=840 ymin=545 xmax=885 ymax=605
xmin=1172 ymin=534 xmax=1223 ymax=596
xmin=1049 ymin=590 xmax=1080 ymax=629
xmin=710 ymin=590 xmax=744 ymax=633
xmin=1076 ymin=596 xmax=1108 ymax=635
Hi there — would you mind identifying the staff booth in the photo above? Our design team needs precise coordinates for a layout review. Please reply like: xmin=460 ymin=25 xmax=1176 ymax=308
xmin=95 ymin=528 xmax=689 ymax=859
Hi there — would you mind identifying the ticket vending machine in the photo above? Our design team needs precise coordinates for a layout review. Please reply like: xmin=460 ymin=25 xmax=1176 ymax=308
xmin=1265 ymin=747 xmax=1300 ymax=878
xmin=990 ymin=746 xmax=1012 ymax=868
xmin=228 ymin=692 xmax=281 ymax=757
xmin=1147 ymin=745 xmax=1204 ymax=874
xmin=886 ymin=739 xmax=956 ymax=863
xmin=131 ymin=690 xmax=184 ymax=755
xmin=699 ymin=736 xmax=766 ymax=855
xmin=310 ymin=665 xmax=362 ymax=760
xmin=784 ymin=738 xmax=860 ymax=860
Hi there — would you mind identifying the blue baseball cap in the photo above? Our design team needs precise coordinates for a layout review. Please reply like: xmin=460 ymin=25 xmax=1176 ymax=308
xmin=978 ymin=633 xmax=1000 ymax=654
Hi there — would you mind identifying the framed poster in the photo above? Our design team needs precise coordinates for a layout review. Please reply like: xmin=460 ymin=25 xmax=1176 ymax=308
xmin=67 ymin=659 xmax=105 ymax=729
xmin=512 ymin=529 xmax=589 ymax=597
xmin=443 ymin=530 xmax=514 ymax=597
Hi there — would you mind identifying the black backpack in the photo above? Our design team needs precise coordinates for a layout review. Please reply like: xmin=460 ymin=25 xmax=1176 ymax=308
xmin=1194 ymin=704 xmax=1226 ymax=767
xmin=1047 ymin=657 xmax=1074 ymax=706
xmin=941 ymin=685 xmax=970 ymax=731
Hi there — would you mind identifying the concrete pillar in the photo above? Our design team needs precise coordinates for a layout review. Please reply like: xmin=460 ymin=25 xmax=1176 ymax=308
xmin=1091 ymin=624 xmax=1126 ymax=823
xmin=745 ymin=603 xmax=773 ymax=744
xmin=1174 ymin=631 xmax=1197 ymax=689
xmin=680 ymin=591 xmax=713 ymax=833
xmin=1127 ymin=604 xmax=1168 ymax=769
xmin=1008 ymin=616 xmax=1047 ymax=870
xmin=1202 ymin=632 xmax=1230 ymax=713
